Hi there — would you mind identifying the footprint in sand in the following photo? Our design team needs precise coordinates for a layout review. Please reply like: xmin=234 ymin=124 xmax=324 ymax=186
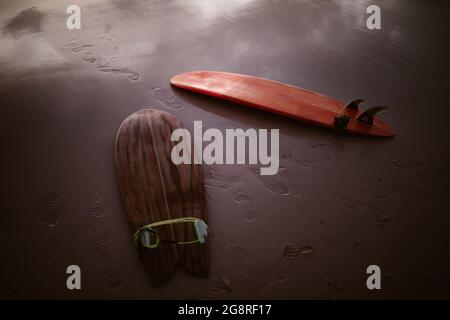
xmin=85 ymin=192 xmax=125 ymax=290
xmin=246 ymin=165 xmax=301 ymax=197
xmin=278 ymin=243 xmax=314 ymax=271
xmin=336 ymin=193 xmax=390 ymax=227
xmin=39 ymin=226 xmax=60 ymax=260
xmin=392 ymin=159 xmax=425 ymax=171
xmin=97 ymin=56 xmax=140 ymax=81
xmin=152 ymin=87 xmax=183 ymax=110
xmin=100 ymin=256 xmax=125 ymax=290
xmin=66 ymin=40 xmax=97 ymax=63
xmin=86 ymin=218 xmax=124 ymax=289
xmin=98 ymin=24 xmax=114 ymax=42
xmin=88 ymin=191 xmax=105 ymax=218
xmin=204 ymin=167 xmax=243 ymax=189
xmin=86 ymin=217 xmax=109 ymax=252
xmin=232 ymin=189 xmax=256 ymax=222
xmin=281 ymin=149 xmax=312 ymax=169
xmin=230 ymin=239 xmax=266 ymax=278
xmin=228 ymin=240 xmax=309 ymax=296
xmin=195 ymin=275 xmax=233 ymax=299
xmin=66 ymin=38 xmax=140 ymax=81
xmin=256 ymin=244 xmax=316 ymax=296
xmin=281 ymin=244 xmax=302 ymax=260
xmin=39 ymin=193 xmax=62 ymax=226
xmin=282 ymin=141 xmax=334 ymax=169
xmin=71 ymin=43 xmax=95 ymax=53
xmin=280 ymin=244 xmax=315 ymax=262
xmin=393 ymin=159 xmax=446 ymax=182
xmin=38 ymin=193 xmax=62 ymax=260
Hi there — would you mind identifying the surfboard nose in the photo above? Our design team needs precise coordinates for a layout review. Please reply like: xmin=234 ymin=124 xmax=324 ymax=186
xmin=171 ymin=71 xmax=213 ymax=87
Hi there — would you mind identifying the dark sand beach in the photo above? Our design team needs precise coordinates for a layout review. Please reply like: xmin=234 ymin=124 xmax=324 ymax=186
xmin=0 ymin=0 xmax=449 ymax=299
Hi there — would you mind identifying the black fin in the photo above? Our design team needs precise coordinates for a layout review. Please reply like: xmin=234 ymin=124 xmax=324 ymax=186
xmin=357 ymin=106 xmax=388 ymax=125
xmin=344 ymin=98 xmax=365 ymax=111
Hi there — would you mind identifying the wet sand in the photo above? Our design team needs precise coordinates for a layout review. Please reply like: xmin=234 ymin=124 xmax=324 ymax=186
xmin=0 ymin=0 xmax=449 ymax=299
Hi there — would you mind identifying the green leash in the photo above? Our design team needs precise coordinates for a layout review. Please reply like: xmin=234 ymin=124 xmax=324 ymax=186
xmin=134 ymin=217 xmax=209 ymax=249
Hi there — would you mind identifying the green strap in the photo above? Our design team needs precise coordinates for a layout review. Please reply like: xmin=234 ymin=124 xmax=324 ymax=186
xmin=134 ymin=217 xmax=209 ymax=249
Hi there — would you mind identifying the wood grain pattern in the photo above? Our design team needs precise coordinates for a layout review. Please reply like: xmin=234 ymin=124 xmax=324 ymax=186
xmin=115 ymin=109 xmax=209 ymax=286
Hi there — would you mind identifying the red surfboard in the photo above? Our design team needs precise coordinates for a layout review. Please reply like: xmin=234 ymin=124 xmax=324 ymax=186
xmin=170 ymin=71 xmax=395 ymax=137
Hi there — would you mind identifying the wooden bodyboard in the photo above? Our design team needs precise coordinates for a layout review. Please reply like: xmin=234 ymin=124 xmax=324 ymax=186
xmin=115 ymin=109 xmax=209 ymax=286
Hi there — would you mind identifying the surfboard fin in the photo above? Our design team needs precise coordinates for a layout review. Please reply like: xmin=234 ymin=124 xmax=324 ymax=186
xmin=344 ymin=98 xmax=365 ymax=111
xmin=357 ymin=106 xmax=389 ymax=125
xmin=333 ymin=114 xmax=351 ymax=132
xmin=335 ymin=102 xmax=389 ymax=132
xmin=334 ymin=98 xmax=365 ymax=131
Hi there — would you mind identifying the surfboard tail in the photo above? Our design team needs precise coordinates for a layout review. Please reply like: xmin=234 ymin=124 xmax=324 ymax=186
xmin=139 ymin=246 xmax=178 ymax=286
xmin=176 ymin=176 xmax=210 ymax=277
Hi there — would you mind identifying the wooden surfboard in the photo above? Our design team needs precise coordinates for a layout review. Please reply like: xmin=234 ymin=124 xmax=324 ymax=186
xmin=170 ymin=71 xmax=395 ymax=137
xmin=115 ymin=109 xmax=209 ymax=286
